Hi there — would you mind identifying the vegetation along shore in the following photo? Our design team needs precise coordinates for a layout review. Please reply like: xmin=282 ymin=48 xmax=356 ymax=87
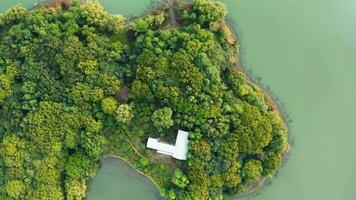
xmin=0 ymin=0 xmax=290 ymax=199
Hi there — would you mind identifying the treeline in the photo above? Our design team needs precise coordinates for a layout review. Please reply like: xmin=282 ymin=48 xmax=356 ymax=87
xmin=0 ymin=0 xmax=288 ymax=200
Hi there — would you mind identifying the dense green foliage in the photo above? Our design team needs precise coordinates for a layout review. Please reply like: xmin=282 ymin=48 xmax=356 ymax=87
xmin=0 ymin=0 xmax=288 ymax=199
xmin=0 ymin=2 xmax=124 ymax=199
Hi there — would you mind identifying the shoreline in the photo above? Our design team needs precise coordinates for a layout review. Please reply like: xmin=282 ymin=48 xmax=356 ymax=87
xmin=85 ymin=155 xmax=164 ymax=199
xmin=94 ymin=19 xmax=292 ymax=200
xmin=93 ymin=2 xmax=292 ymax=199
xmin=96 ymin=156 xmax=164 ymax=200
xmin=101 ymin=154 xmax=162 ymax=191
xmin=223 ymin=19 xmax=292 ymax=199
xmin=32 ymin=0 xmax=291 ymax=199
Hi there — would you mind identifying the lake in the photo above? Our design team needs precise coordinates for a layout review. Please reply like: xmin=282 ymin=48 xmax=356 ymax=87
xmin=1 ymin=0 xmax=356 ymax=200
xmin=86 ymin=158 xmax=161 ymax=200
xmin=0 ymin=0 xmax=40 ymax=12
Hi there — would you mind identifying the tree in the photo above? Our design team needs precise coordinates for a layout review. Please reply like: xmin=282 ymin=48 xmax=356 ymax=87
xmin=1 ymin=135 xmax=25 ymax=168
xmin=132 ymin=18 xmax=151 ymax=33
xmin=115 ymin=104 xmax=133 ymax=124
xmin=187 ymin=171 xmax=210 ymax=200
xmin=77 ymin=1 xmax=111 ymax=30
xmin=136 ymin=66 xmax=155 ymax=81
xmin=168 ymin=189 xmax=176 ymax=200
xmin=218 ymin=136 xmax=238 ymax=161
xmin=0 ymin=6 xmax=27 ymax=26
xmin=235 ymin=102 xmax=273 ymax=154
xmin=101 ymin=97 xmax=118 ymax=114
xmin=151 ymin=107 xmax=174 ymax=131
xmin=172 ymin=169 xmax=190 ymax=188
xmin=242 ymin=160 xmax=263 ymax=181
xmin=0 ymin=65 xmax=18 ymax=104
xmin=5 ymin=180 xmax=25 ymax=199
xmin=80 ymin=132 xmax=106 ymax=160
xmin=78 ymin=60 xmax=99 ymax=76
xmin=139 ymin=157 xmax=150 ymax=168
xmin=265 ymin=111 xmax=288 ymax=154
xmin=155 ymin=85 xmax=180 ymax=106
xmin=36 ymin=157 xmax=61 ymax=184
xmin=27 ymin=184 xmax=64 ymax=200
xmin=193 ymin=0 xmax=227 ymax=25
xmin=223 ymin=171 xmax=241 ymax=188
xmin=65 ymin=179 xmax=87 ymax=200
xmin=191 ymin=140 xmax=211 ymax=161
xmin=132 ymin=14 xmax=165 ymax=33
xmin=130 ymin=80 xmax=152 ymax=101
xmin=65 ymin=152 xmax=95 ymax=180
xmin=262 ymin=153 xmax=282 ymax=176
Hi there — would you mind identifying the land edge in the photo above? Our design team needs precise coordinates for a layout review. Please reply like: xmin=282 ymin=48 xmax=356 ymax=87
xmin=223 ymin=18 xmax=292 ymax=199
xmin=98 ymin=155 xmax=163 ymax=199
xmin=32 ymin=0 xmax=292 ymax=199
xmin=97 ymin=8 xmax=292 ymax=200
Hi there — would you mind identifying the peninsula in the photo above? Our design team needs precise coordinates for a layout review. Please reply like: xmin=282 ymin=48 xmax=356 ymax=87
xmin=0 ymin=0 xmax=289 ymax=199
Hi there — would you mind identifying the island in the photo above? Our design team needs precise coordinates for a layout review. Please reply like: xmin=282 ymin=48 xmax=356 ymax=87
xmin=0 ymin=0 xmax=290 ymax=199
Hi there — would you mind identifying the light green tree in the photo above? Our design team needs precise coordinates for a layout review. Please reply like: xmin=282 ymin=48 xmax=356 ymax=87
xmin=242 ymin=160 xmax=263 ymax=181
xmin=5 ymin=180 xmax=25 ymax=199
xmin=101 ymin=97 xmax=118 ymax=114
xmin=151 ymin=107 xmax=174 ymax=131
xmin=172 ymin=169 xmax=190 ymax=188
xmin=115 ymin=104 xmax=133 ymax=124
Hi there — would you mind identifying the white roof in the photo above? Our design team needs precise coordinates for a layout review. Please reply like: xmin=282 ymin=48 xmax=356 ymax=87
xmin=146 ymin=130 xmax=189 ymax=160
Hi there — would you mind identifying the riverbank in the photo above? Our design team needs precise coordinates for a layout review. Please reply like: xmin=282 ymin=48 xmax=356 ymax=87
xmin=95 ymin=11 xmax=291 ymax=200
xmin=86 ymin=156 xmax=163 ymax=200
xmin=102 ymin=155 xmax=162 ymax=192
xmin=29 ymin=0 xmax=290 ymax=199
xmin=223 ymin=19 xmax=292 ymax=199
xmin=99 ymin=156 xmax=163 ymax=199
xmin=98 ymin=0 xmax=291 ymax=199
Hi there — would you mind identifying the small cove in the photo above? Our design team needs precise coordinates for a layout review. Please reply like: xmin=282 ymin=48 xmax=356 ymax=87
xmin=86 ymin=157 xmax=161 ymax=200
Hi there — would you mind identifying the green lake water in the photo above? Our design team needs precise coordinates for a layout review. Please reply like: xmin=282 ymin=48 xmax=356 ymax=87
xmin=0 ymin=0 xmax=39 ymax=12
xmin=220 ymin=1 xmax=356 ymax=200
xmin=86 ymin=158 xmax=161 ymax=200
xmin=1 ymin=0 xmax=356 ymax=200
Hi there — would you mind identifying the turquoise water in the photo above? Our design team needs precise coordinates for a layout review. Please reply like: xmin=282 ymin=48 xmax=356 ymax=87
xmin=1 ymin=0 xmax=356 ymax=200
xmin=98 ymin=0 xmax=155 ymax=17
xmin=0 ymin=0 xmax=40 ymax=12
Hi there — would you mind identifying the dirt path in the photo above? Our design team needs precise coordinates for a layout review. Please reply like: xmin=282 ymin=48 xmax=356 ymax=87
xmin=167 ymin=0 xmax=178 ymax=27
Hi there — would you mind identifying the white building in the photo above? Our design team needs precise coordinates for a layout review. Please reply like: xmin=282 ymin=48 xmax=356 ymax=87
xmin=146 ymin=130 xmax=189 ymax=160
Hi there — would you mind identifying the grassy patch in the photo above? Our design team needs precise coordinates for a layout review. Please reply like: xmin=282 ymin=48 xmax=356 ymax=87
xmin=105 ymin=132 xmax=173 ymax=189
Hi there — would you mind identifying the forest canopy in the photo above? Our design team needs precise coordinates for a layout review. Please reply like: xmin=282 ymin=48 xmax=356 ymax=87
xmin=0 ymin=0 xmax=289 ymax=200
